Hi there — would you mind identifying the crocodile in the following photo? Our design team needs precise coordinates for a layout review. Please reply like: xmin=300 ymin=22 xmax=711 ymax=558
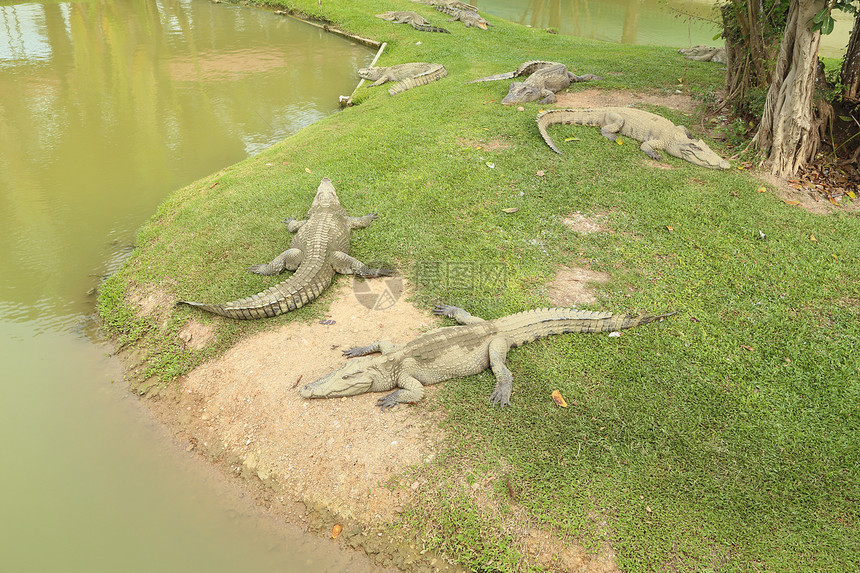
xmin=468 ymin=61 xmax=601 ymax=105
xmin=358 ymin=63 xmax=448 ymax=96
xmin=375 ymin=11 xmax=450 ymax=33
xmin=300 ymin=304 xmax=672 ymax=409
xmin=679 ymin=45 xmax=726 ymax=64
xmin=411 ymin=0 xmax=479 ymax=12
xmin=176 ymin=178 xmax=391 ymax=319
xmin=433 ymin=5 xmax=490 ymax=29
xmin=536 ymin=107 xmax=731 ymax=169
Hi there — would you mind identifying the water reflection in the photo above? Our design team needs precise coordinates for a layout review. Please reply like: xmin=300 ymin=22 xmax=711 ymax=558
xmin=0 ymin=0 xmax=374 ymax=570
xmin=0 ymin=0 xmax=370 ymax=321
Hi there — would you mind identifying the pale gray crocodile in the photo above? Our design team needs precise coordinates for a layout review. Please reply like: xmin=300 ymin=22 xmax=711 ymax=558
xmin=301 ymin=304 xmax=672 ymax=409
xmin=433 ymin=5 xmax=490 ymax=29
xmin=679 ymin=45 xmax=726 ymax=64
xmin=375 ymin=11 xmax=450 ymax=33
xmin=358 ymin=62 xmax=448 ymax=96
xmin=176 ymin=178 xmax=391 ymax=319
xmin=411 ymin=0 xmax=479 ymax=11
xmin=537 ymin=107 xmax=731 ymax=169
xmin=468 ymin=61 xmax=601 ymax=105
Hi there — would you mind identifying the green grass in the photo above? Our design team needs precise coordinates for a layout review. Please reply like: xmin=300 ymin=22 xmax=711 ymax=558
xmin=98 ymin=1 xmax=860 ymax=571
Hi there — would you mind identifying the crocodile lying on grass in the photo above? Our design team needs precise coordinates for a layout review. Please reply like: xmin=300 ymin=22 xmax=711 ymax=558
xmin=679 ymin=45 xmax=726 ymax=64
xmin=433 ymin=4 xmax=490 ymax=29
xmin=301 ymin=304 xmax=672 ymax=410
xmin=358 ymin=62 xmax=448 ymax=96
xmin=411 ymin=0 xmax=478 ymax=11
xmin=537 ymin=107 xmax=731 ymax=169
xmin=176 ymin=178 xmax=391 ymax=319
xmin=469 ymin=61 xmax=601 ymax=105
xmin=375 ymin=11 xmax=450 ymax=33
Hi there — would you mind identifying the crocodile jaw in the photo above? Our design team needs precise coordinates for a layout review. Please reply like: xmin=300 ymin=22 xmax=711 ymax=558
xmin=300 ymin=360 xmax=375 ymax=399
xmin=310 ymin=177 xmax=340 ymax=208
xmin=676 ymin=140 xmax=730 ymax=169
xmin=501 ymin=82 xmax=541 ymax=105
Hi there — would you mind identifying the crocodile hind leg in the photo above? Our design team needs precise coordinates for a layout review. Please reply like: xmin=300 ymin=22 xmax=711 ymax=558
xmin=377 ymin=374 xmax=425 ymax=411
xmin=247 ymin=248 xmax=303 ymax=275
xmin=342 ymin=340 xmax=396 ymax=357
xmin=284 ymin=217 xmax=306 ymax=232
xmin=331 ymin=251 xmax=393 ymax=277
xmin=487 ymin=336 xmax=513 ymax=408
xmin=433 ymin=304 xmax=485 ymax=324
xmin=599 ymin=113 xmax=625 ymax=141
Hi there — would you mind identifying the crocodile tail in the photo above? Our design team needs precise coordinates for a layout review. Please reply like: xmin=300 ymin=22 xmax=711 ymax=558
xmin=388 ymin=65 xmax=448 ymax=95
xmin=467 ymin=71 xmax=516 ymax=83
xmin=536 ymin=109 xmax=594 ymax=154
xmin=497 ymin=308 xmax=675 ymax=347
xmin=433 ymin=4 xmax=457 ymax=16
xmin=176 ymin=259 xmax=335 ymax=320
xmin=536 ymin=110 xmax=566 ymax=154
xmin=411 ymin=22 xmax=451 ymax=33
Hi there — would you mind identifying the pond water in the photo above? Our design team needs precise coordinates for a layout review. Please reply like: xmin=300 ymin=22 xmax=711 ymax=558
xmin=0 ymin=0 xmax=374 ymax=570
xmin=474 ymin=0 xmax=853 ymax=58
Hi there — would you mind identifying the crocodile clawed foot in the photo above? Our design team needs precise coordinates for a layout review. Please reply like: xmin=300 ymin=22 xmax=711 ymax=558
xmin=488 ymin=390 xmax=511 ymax=409
xmin=376 ymin=395 xmax=399 ymax=412
xmin=246 ymin=263 xmax=270 ymax=275
xmin=433 ymin=304 xmax=458 ymax=317
xmin=362 ymin=267 xmax=394 ymax=278
xmin=342 ymin=346 xmax=368 ymax=358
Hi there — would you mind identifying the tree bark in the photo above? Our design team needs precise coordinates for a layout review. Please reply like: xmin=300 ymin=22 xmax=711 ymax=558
xmin=841 ymin=14 xmax=860 ymax=103
xmin=753 ymin=0 xmax=826 ymax=177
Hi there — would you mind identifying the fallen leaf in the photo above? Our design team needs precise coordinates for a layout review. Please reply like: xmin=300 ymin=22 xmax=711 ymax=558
xmin=608 ymin=331 xmax=622 ymax=338
xmin=741 ymin=345 xmax=754 ymax=351
xmin=208 ymin=181 xmax=219 ymax=189
xmin=486 ymin=162 xmax=495 ymax=169
xmin=666 ymin=225 xmax=674 ymax=232
xmin=305 ymin=167 xmax=312 ymax=174
xmin=536 ymin=170 xmax=545 ymax=176
xmin=551 ymin=390 xmax=568 ymax=408
xmin=847 ymin=191 xmax=856 ymax=199
xmin=616 ymin=138 xmax=624 ymax=145
xmin=783 ymin=199 xmax=800 ymax=206
xmin=828 ymin=196 xmax=839 ymax=206
xmin=646 ymin=506 xmax=653 ymax=513
xmin=331 ymin=524 xmax=343 ymax=539
xmin=832 ymin=254 xmax=838 ymax=260
xmin=502 ymin=207 xmax=518 ymax=213
xmin=809 ymin=234 xmax=817 ymax=242
xmin=517 ymin=106 xmax=525 ymax=112
xmin=563 ymin=137 xmax=580 ymax=142
xmin=756 ymin=187 xmax=767 ymax=193
xmin=730 ymin=190 xmax=739 ymax=197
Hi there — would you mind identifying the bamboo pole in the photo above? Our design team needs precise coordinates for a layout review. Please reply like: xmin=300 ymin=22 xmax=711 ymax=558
xmin=340 ymin=41 xmax=387 ymax=107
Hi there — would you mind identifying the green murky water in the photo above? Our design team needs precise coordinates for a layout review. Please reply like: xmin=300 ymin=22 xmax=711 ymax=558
xmin=0 ymin=0 xmax=373 ymax=570
xmin=474 ymin=0 xmax=852 ymax=58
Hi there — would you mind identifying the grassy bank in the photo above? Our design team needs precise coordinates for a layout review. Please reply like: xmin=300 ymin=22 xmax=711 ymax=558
xmin=98 ymin=1 xmax=859 ymax=571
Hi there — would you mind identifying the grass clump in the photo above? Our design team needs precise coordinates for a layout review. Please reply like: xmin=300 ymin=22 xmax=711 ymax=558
xmin=99 ymin=1 xmax=859 ymax=571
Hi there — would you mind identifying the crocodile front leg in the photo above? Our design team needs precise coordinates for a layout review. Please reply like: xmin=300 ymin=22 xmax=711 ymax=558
xmin=330 ymin=251 xmax=393 ymax=277
xmin=377 ymin=374 xmax=425 ymax=411
xmin=487 ymin=336 xmax=513 ymax=408
xmin=433 ymin=304 xmax=485 ymax=324
xmin=347 ymin=213 xmax=378 ymax=229
xmin=283 ymin=217 xmax=307 ymax=233
xmin=599 ymin=113 xmax=625 ymax=140
xmin=247 ymin=248 xmax=303 ymax=275
xmin=343 ymin=340 xmax=396 ymax=357
xmin=537 ymin=89 xmax=557 ymax=104
xmin=639 ymin=140 xmax=663 ymax=161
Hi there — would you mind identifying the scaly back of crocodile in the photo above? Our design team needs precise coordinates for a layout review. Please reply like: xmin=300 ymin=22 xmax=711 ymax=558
xmin=388 ymin=64 xmax=448 ymax=95
xmin=467 ymin=60 xmax=560 ymax=83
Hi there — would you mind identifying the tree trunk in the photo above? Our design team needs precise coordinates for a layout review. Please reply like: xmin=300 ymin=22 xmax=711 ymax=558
xmin=841 ymin=14 xmax=860 ymax=103
xmin=753 ymin=0 xmax=826 ymax=177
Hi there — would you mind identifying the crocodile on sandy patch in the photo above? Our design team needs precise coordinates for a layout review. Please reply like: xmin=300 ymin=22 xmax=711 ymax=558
xmin=375 ymin=11 xmax=450 ymax=33
xmin=469 ymin=61 xmax=602 ymax=105
xmin=432 ymin=4 xmax=490 ymax=29
xmin=301 ymin=304 xmax=673 ymax=410
xmin=358 ymin=62 xmax=448 ymax=96
xmin=537 ymin=107 xmax=730 ymax=169
xmin=176 ymin=178 xmax=392 ymax=319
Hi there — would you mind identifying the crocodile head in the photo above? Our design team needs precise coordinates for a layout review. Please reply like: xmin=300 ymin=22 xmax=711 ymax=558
xmin=501 ymin=82 xmax=543 ymax=105
xmin=674 ymin=139 xmax=731 ymax=169
xmin=300 ymin=357 xmax=381 ymax=399
xmin=309 ymin=177 xmax=340 ymax=209
xmin=357 ymin=67 xmax=381 ymax=81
